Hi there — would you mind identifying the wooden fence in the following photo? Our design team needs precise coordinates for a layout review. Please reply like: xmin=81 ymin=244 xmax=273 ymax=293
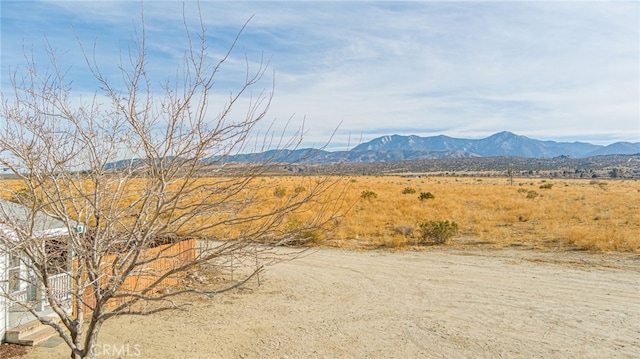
xmin=74 ymin=238 xmax=196 ymax=315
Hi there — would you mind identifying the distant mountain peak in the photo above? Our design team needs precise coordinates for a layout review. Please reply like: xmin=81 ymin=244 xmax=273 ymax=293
xmin=351 ymin=132 xmax=611 ymax=158
xmin=214 ymin=132 xmax=639 ymax=165
xmin=493 ymin=130 xmax=517 ymax=136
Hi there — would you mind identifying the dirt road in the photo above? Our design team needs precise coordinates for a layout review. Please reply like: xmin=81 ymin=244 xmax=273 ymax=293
xmin=28 ymin=248 xmax=640 ymax=358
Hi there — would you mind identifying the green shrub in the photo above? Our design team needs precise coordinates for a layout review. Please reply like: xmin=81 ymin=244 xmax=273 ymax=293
xmin=418 ymin=192 xmax=435 ymax=200
xmin=360 ymin=190 xmax=377 ymax=200
xmin=417 ymin=220 xmax=459 ymax=244
xmin=526 ymin=190 xmax=539 ymax=199
xmin=402 ymin=187 xmax=416 ymax=194
xmin=284 ymin=220 xmax=323 ymax=245
xmin=289 ymin=228 xmax=322 ymax=245
xmin=9 ymin=189 xmax=33 ymax=204
xmin=539 ymin=183 xmax=554 ymax=189
xmin=273 ymin=186 xmax=287 ymax=198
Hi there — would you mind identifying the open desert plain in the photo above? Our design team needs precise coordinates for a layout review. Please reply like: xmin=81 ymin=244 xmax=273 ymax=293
xmin=22 ymin=176 xmax=640 ymax=358
xmin=3 ymin=2 xmax=639 ymax=358
xmin=23 ymin=247 xmax=640 ymax=359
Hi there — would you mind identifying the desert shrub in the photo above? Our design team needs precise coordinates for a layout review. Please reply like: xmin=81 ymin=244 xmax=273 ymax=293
xmin=418 ymin=192 xmax=435 ymax=200
xmin=539 ymin=183 xmax=554 ymax=189
xmin=526 ymin=190 xmax=539 ymax=199
xmin=517 ymin=188 xmax=528 ymax=193
xmin=290 ymin=228 xmax=322 ymax=244
xmin=360 ymin=190 xmax=377 ymax=200
xmin=283 ymin=220 xmax=323 ymax=245
xmin=590 ymin=180 xmax=609 ymax=189
xmin=9 ymin=189 xmax=34 ymax=204
xmin=402 ymin=187 xmax=416 ymax=194
xmin=393 ymin=224 xmax=414 ymax=237
xmin=417 ymin=220 xmax=459 ymax=244
xmin=294 ymin=186 xmax=306 ymax=194
xmin=273 ymin=186 xmax=287 ymax=198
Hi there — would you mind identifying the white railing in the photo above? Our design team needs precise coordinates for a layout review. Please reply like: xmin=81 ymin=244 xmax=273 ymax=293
xmin=43 ymin=273 xmax=72 ymax=305
xmin=10 ymin=289 xmax=28 ymax=303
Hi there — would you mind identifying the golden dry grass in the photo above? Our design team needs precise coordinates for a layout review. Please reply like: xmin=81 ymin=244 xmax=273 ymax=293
xmin=2 ymin=175 xmax=638 ymax=252
xmin=321 ymin=176 xmax=640 ymax=252
xmin=0 ymin=176 xmax=347 ymax=242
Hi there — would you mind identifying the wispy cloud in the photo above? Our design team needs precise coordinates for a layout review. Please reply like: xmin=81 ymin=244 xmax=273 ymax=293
xmin=2 ymin=1 xmax=638 ymax=149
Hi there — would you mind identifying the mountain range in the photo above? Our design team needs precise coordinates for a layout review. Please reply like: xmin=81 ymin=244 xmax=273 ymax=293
xmin=223 ymin=131 xmax=640 ymax=164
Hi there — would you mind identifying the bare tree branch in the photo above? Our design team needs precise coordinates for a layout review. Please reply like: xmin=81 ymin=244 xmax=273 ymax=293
xmin=0 ymin=5 xmax=345 ymax=359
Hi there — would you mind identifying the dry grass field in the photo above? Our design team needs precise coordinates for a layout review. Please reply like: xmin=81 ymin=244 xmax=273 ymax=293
xmin=170 ymin=174 xmax=640 ymax=252
xmin=9 ymin=175 xmax=640 ymax=359
xmin=2 ymin=175 xmax=639 ymax=252
xmin=322 ymin=175 xmax=640 ymax=252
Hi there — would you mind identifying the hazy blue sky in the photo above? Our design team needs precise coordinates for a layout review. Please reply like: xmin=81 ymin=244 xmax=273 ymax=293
xmin=2 ymin=1 xmax=638 ymax=150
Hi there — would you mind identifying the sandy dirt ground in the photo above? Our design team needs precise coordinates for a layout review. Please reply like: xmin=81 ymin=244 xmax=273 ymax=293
xmin=26 ymin=248 xmax=639 ymax=359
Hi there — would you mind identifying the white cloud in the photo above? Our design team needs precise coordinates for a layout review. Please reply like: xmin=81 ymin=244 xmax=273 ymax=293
xmin=2 ymin=1 xmax=638 ymax=149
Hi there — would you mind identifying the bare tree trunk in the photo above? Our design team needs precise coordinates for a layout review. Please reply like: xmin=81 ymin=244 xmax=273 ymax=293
xmin=0 ymin=4 xmax=345 ymax=358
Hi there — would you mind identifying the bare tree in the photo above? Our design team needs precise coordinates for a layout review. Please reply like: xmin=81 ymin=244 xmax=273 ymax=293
xmin=0 ymin=6 xmax=344 ymax=359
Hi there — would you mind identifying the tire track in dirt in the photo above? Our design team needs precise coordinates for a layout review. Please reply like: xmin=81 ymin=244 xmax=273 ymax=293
xmin=259 ymin=249 xmax=640 ymax=358
xmin=26 ymin=248 xmax=640 ymax=358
